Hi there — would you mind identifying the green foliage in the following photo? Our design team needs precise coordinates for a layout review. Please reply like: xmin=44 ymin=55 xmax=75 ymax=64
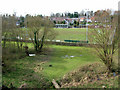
xmin=69 ymin=23 xmax=72 ymax=26
xmin=74 ymin=20 xmax=77 ymax=24
xmin=76 ymin=21 xmax=79 ymax=26
xmin=19 ymin=16 xmax=25 ymax=28
xmin=58 ymin=21 xmax=60 ymax=24
xmin=53 ymin=20 xmax=56 ymax=24
xmin=62 ymin=21 xmax=65 ymax=24
xmin=70 ymin=14 xmax=73 ymax=18
xmin=73 ymin=12 xmax=78 ymax=18
xmin=61 ymin=13 xmax=64 ymax=17
xmin=74 ymin=24 xmax=77 ymax=27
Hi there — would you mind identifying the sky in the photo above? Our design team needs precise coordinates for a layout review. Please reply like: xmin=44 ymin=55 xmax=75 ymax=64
xmin=0 ymin=0 xmax=119 ymax=16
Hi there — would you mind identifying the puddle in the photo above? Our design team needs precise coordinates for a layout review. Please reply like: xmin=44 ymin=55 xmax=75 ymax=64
xmin=62 ymin=55 xmax=83 ymax=59
xmin=62 ymin=55 xmax=75 ymax=59
xmin=70 ymin=56 xmax=74 ymax=58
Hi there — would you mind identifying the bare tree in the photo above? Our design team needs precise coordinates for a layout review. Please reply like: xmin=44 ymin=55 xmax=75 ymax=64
xmin=2 ymin=14 xmax=27 ymax=51
xmin=26 ymin=15 xmax=56 ymax=51
xmin=2 ymin=15 xmax=15 ymax=47
xmin=89 ymin=10 xmax=119 ymax=73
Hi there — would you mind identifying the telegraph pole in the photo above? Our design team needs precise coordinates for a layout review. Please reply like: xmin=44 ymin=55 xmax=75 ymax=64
xmin=85 ymin=9 xmax=89 ymax=43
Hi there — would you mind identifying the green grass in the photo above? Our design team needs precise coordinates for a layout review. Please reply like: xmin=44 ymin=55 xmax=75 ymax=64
xmin=3 ymin=45 xmax=100 ymax=88
xmin=53 ymin=28 xmax=97 ymax=44
xmin=41 ymin=45 xmax=99 ymax=80
xmin=54 ymin=28 xmax=88 ymax=41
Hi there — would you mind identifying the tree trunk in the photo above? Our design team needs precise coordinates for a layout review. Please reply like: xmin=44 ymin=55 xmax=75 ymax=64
xmin=17 ymin=39 xmax=19 ymax=49
xmin=3 ymin=39 xmax=6 ymax=48
xmin=39 ymin=34 xmax=45 ymax=51
xmin=34 ymin=31 xmax=38 ymax=51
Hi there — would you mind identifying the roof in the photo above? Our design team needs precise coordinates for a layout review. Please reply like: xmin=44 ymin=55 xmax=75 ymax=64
xmin=80 ymin=18 xmax=85 ymax=20
xmin=51 ymin=17 xmax=65 ymax=21
xmin=90 ymin=17 xmax=95 ymax=20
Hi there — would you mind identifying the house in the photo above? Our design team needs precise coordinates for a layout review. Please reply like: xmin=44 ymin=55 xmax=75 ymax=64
xmin=50 ymin=17 xmax=65 ymax=23
xmin=51 ymin=16 xmax=95 ymax=28
xmin=80 ymin=17 xmax=85 ymax=22
xmin=65 ymin=18 xmax=74 ymax=24
xmin=86 ymin=18 xmax=92 ymax=22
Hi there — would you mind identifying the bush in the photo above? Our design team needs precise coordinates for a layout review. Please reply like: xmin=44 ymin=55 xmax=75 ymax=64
xmin=59 ymin=63 xmax=118 ymax=88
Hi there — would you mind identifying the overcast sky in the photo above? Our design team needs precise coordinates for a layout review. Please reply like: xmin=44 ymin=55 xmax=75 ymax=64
xmin=0 ymin=0 xmax=119 ymax=16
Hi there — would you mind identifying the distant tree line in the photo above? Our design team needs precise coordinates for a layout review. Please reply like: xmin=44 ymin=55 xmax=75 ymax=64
xmin=50 ymin=10 xmax=94 ymax=18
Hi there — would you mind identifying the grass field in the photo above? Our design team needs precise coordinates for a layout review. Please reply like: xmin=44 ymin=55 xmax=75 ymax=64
xmin=41 ymin=45 xmax=100 ymax=80
xmin=54 ymin=28 xmax=88 ymax=41
xmin=3 ymin=45 xmax=100 ymax=88
xmin=2 ymin=28 xmax=118 ymax=88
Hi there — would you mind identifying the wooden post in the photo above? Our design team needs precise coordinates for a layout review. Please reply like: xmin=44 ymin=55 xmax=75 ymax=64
xmin=23 ymin=46 xmax=29 ymax=56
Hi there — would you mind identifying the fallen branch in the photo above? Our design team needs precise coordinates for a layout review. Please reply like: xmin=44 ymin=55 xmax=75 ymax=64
xmin=19 ymin=83 xmax=27 ymax=88
xmin=52 ymin=79 xmax=60 ymax=88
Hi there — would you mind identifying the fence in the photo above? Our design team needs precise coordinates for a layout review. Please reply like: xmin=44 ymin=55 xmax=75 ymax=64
xmin=64 ymin=40 xmax=88 ymax=43
xmin=2 ymin=38 xmax=99 ymax=47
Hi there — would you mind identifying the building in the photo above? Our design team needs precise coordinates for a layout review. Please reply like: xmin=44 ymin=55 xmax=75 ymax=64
xmin=51 ymin=16 xmax=94 ymax=28
xmin=55 ymin=24 xmax=69 ymax=28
